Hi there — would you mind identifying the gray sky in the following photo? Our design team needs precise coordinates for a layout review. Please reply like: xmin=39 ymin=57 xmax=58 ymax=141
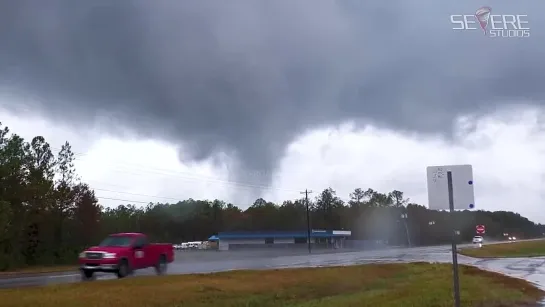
xmin=0 ymin=1 xmax=543 ymax=192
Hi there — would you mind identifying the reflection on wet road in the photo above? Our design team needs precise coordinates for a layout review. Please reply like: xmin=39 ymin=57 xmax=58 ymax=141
xmin=2 ymin=242 xmax=545 ymax=292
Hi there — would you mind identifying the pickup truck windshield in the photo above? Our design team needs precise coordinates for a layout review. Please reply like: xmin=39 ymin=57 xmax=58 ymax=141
xmin=98 ymin=236 xmax=133 ymax=247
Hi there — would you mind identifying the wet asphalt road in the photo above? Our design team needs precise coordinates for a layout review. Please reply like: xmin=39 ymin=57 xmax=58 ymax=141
xmin=2 ymin=241 xmax=545 ymax=291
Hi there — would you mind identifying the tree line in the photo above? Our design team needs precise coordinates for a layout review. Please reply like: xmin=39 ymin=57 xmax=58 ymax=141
xmin=0 ymin=123 xmax=542 ymax=270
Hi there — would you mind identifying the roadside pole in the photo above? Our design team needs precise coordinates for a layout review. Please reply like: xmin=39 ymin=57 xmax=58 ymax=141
xmin=400 ymin=213 xmax=411 ymax=247
xmin=427 ymin=164 xmax=475 ymax=307
xmin=300 ymin=189 xmax=313 ymax=254
xmin=447 ymin=171 xmax=461 ymax=307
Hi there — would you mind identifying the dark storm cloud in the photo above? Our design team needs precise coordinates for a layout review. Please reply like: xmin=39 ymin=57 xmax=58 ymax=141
xmin=0 ymin=0 xmax=543 ymax=185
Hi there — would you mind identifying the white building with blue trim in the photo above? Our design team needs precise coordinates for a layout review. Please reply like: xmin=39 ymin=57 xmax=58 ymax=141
xmin=208 ymin=229 xmax=352 ymax=251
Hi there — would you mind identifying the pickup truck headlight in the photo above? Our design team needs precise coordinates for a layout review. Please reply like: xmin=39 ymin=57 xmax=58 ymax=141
xmin=103 ymin=253 xmax=117 ymax=259
xmin=79 ymin=252 xmax=86 ymax=258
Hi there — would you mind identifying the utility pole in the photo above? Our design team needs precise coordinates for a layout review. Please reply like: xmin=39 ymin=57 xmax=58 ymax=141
xmin=400 ymin=213 xmax=411 ymax=247
xmin=300 ymin=189 xmax=313 ymax=254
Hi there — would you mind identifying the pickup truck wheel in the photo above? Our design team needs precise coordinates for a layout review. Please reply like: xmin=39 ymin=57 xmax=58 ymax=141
xmin=155 ymin=255 xmax=167 ymax=275
xmin=81 ymin=269 xmax=95 ymax=281
xmin=116 ymin=259 xmax=130 ymax=279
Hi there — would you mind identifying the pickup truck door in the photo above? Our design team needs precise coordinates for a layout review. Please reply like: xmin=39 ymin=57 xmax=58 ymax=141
xmin=132 ymin=236 xmax=149 ymax=269
xmin=141 ymin=243 xmax=155 ymax=268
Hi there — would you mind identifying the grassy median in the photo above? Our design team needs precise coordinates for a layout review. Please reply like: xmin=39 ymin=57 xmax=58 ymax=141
xmin=0 ymin=265 xmax=77 ymax=277
xmin=0 ymin=263 xmax=543 ymax=307
xmin=461 ymin=240 xmax=545 ymax=258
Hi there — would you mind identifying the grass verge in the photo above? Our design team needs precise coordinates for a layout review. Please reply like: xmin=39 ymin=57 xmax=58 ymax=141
xmin=0 ymin=265 xmax=77 ymax=277
xmin=0 ymin=263 xmax=543 ymax=307
xmin=460 ymin=240 xmax=545 ymax=258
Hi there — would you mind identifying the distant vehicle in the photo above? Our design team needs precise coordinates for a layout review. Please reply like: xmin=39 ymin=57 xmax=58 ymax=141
xmin=187 ymin=241 xmax=202 ymax=249
xmin=508 ymin=236 xmax=517 ymax=242
xmin=78 ymin=232 xmax=174 ymax=280
xmin=472 ymin=236 xmax=483 ymax=244
xmin=176 ymin=241 xmax=208 ymax=250
xmin=180 ymin=241 xmax=204 ymax=249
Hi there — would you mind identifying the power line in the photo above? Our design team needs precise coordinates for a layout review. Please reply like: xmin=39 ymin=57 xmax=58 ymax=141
xmin=50 ymin=147 xmax=300 ymax=194
xmin=8 ymin=143 xmax=337 ymax=208
xmin=17 ymin=146 xmax=333 ymax=206
xmin=35 ymin=143 xmax=338 ymax=207
xmin=92 ymin=188 xmax=183 ymax=202
xmin=1 ymin=109 xmax=328 ymax=205
xmin=97 ymin=196 xmax=151 ymax=204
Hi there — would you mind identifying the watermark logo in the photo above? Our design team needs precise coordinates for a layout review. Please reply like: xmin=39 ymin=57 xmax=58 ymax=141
xmin=475 ymin=6 xmax=492 ymax=35
xmin=451 ymin=6 xmax=530 ymax=38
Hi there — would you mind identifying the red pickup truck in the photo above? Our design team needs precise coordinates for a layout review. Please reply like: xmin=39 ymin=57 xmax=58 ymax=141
xmin=78 ymin=232 xmax=174 ymax=280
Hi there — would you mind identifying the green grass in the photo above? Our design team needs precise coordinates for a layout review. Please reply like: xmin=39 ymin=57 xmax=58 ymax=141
xmin=461 ymin=240 xmax=545 ymax=258
xmin=0 ymin=263 xmax=542 ymax=307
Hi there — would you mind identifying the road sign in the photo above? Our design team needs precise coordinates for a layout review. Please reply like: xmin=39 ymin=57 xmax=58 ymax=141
xmin=476 ymin=225 xmax=485 ymax=234
xmin=426 ymin=164 xmax=475 ymax=210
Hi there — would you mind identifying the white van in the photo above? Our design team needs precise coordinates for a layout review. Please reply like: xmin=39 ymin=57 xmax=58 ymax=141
xmin=472 ymin=236 xmax=483 ymax=244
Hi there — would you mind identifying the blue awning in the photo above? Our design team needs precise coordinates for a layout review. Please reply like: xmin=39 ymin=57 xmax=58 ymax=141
xmin=216 ymin=230 xmax=351 ymax=240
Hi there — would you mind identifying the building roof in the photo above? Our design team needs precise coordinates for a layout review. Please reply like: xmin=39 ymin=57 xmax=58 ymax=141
xmin=216 ymin=229 xmax=351 ymax=239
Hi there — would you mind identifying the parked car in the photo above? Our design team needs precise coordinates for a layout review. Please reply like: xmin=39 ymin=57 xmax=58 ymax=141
xmin=78 ymin=232 xmax=174 ymax=280
xmin=472 ymin=236 xmax=483 ymax=244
